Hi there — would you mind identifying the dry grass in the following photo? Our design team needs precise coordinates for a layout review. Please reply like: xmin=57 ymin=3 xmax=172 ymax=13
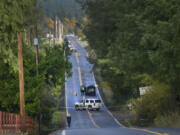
xmin=154 ymin=112 xmax=180 ymax=128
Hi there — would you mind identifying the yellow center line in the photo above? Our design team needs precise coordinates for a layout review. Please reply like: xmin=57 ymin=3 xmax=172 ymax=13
xmin=87 ymin=110 xmax=100 ymax=128
xmin=74 ymin=46 xmax=100 ymax=128
xmin=131 ymin=128 xmax=170 ymax=135
xmin=78 ymin=67 xmax=82 ymax=86
xmin=75 ymin=52 xmax=79 ymax=64
xmin=75 ymin=51 xmax=82 ymax=86
xmin=70 ymin=88 xmax=73 ymax=95
xmin=71 ymin=38 xmax=170 ymax=135
xmin=70 ymin=38 xmax=171 ymax=135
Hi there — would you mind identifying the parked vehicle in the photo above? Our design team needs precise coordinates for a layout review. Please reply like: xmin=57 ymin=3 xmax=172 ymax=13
xmin=75 ymin=98 xmax=102 ymax=111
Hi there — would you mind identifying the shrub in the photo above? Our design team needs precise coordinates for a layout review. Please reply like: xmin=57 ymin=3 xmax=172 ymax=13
xmin=51 ymin=111 xmax=61 ymax=127
xmin=135 ymin=82 xmax=174 ymax=126
xmin=154 ymin=112 xmax=180 ymax=128
xmin=51 ymin=111 xmax=65 ymax=128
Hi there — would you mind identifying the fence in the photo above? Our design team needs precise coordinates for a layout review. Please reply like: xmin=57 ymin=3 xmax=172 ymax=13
xmin=0 ymin=111 xmax=35 ymax=133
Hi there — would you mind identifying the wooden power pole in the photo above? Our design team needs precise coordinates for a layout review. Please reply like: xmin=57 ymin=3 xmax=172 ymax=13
xmin=35 ymin=43 xmax=39 ymax=76
xmin=35 ymin=26 xmax=39 ymax=76
xmin=17 ymin=32 xmax=25 ymax=116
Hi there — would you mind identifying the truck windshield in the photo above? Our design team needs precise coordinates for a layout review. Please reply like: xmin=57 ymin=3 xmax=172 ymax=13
xmin=90 ymin=100 xmax=94 ymax=103
xmin=95 ymin=100 xmax=101 ymax=103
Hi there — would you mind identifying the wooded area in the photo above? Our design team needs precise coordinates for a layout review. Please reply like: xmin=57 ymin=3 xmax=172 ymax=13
xmin=82 ymin=0 xmax=180 ymax=126
xmin=41 ymin=0 xmax=85 ymax=36
xmin=1 ymin=0 xmax=180 ymax=130
xmin=0 ymin=0 xmax=72 ymax=131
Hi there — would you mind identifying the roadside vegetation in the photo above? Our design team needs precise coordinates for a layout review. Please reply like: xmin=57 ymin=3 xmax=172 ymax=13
xmin=42 ymin=0 xmax=86 ymax=37
xmin=0 ymin=0 xmax=72 ymax=134
xmin=79 ymin=0 xmax=180 ymax=127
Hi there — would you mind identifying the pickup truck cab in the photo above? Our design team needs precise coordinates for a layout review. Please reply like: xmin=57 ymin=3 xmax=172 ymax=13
xmin=75 ymin=98 xmax=102 ymax=111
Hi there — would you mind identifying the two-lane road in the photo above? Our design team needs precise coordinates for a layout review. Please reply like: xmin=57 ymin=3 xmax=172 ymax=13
xmin=65 ymin=35 xmax=120 ymax=129
xmin=55 ymin=35 xmax=180 ymax=135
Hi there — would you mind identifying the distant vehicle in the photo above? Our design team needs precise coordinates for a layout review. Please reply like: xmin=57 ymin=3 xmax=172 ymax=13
xmin=85 ymin=85 xmax=96 ymax=96
xmin=66 ymin=34 xmax=73 ymax=37
xmin=74 ymin=98 xmax=102 ymax=111
xmin=68 ymin=44 xmax=77 ymax=52
xmin=68 ymin=44 xmax=73 ymax=48
xmin=70 ymin=47 xmax=77 ymax=52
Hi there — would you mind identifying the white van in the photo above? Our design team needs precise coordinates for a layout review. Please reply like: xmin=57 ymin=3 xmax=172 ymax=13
xmin=75 ymin=98 xmax=102 ymax=111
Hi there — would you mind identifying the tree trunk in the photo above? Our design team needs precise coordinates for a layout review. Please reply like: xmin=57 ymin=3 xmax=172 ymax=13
xmin=17 ymin=32 xmax=25 ymax=116
xmin=35 ymin=25 xmax=39 ymax=76
xmin=35 ymin=45 xmax=39 ymax=76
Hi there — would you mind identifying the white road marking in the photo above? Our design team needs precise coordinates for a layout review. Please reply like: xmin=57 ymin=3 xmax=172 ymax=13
xmin=65 ymin=73 xmax=68 ymax=115
xmin=66 ymin=37 xmax=171 ymax=135
xmin=62 ymin=130 xmax=66 ymax=135
xmin=73 ymin=38 xmax=101 ymax=128
xmin=73 ymin=37 xmax=171 ymax=135
xmin=91 ymin=72 xmax=125 ymax=127
xmin=72 ymin=36 xmax=125 ymax=128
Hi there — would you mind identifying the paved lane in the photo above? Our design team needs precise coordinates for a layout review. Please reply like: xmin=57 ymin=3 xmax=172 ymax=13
xmin=55 ymin=35 xmax=179 ymax=135
xmin=66 ymin=35 xmax=121 ymax=129
xmin=65 ymin=51 xmax=94 ymax=129
xmin=59 ymin=128 xmax=160 ymax=135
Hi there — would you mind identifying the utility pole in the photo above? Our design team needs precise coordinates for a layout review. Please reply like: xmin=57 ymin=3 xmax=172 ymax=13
xmin=60 ymin=20 xmax=63 ymax=43
xmin=35 ymin=43 xmax=39 ymax=76
xmin=17 ymin=32 xmax=25 ymax=116
xmin=54 ymin=16 xmax=57 ymax=45
xmin=34 ymin=25 xmax=40 ymax=134
xmin=57 ymin=20 xmax=60 ymax=42
xmin=49 ymin=32 xmax=52 ymax=47
xmin=34 ymin=26 xmax=39 ymax=76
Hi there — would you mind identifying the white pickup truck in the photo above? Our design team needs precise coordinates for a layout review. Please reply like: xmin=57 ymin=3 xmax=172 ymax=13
xmin=75 ymin=98 xmax=102 ymax=111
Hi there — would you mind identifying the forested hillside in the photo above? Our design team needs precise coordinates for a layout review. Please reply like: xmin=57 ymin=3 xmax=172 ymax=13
xmin=83 ymin=0 xmax=180 ymax=127
xmin=0 ymin=0 xmax=71 ymax=131
xmin=41 ymin=0 xmax=85 ymax=36
xmin=42 ymin=0 xmax=83 ymax=18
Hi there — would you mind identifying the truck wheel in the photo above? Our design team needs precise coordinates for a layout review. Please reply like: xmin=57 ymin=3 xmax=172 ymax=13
xmin=96 ymin=108 xmax=100 ymax=111
xmin=88 ymin=105 xmax=92 ymax=110
xmin=75 ymin=105 xmax=79 ymax=111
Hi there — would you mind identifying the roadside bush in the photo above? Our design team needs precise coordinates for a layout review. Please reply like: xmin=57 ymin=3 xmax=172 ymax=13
xmin=51 ymin=111 xmax=65 ymax=128
xmin=135 ymin=82 xmax=174 ymax=126
xmin=154 ymin=112 xmax=180 ymax=128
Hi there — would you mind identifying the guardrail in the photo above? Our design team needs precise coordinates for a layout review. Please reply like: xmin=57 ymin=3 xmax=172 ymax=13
xmin=0 ymin=111 xmax=35 ymax=133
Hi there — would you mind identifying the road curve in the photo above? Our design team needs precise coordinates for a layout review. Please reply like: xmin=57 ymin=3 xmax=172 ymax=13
xmin=55 ymin=35 xmax=180 ymax=135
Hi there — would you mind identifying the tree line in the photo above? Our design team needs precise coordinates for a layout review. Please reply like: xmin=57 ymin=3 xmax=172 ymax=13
xmin=0 ymin=0 xmax=71 ymax=130
xmin=82 ymin=0 xmax=180 ymax=125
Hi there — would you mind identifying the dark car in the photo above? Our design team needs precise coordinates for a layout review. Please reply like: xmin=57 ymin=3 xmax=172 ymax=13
xmin=85 ymin=85 xmax=96 ymax=96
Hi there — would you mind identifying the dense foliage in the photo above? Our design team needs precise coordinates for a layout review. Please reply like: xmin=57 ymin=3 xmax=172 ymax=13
xmin=0 ymin=0 xmax=71 ymax=129
xmin=0 ymin=0 xmax=38 ymax=70
xmin=83 ymin=0 xmax=180 ymax=123
xmin=42 ymin=0 xmax=83 ymax=19
xmin=41 ymin=0 xmax=85 ymax=35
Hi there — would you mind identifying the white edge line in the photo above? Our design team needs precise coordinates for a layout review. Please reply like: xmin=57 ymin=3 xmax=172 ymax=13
xmin=62 ymin=130 xmax=66 ymax=135
xmin=91 ymin=62 xmax=125 ymax=128
xmin=65 ymin=73 xmax=68 ymax=128
xmin=74 ymin=36 xmax=125 ymax=128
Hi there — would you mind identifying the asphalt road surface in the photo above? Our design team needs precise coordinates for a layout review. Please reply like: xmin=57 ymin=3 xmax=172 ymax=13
xmin=55 ymin=35 xmax=180 ymax=135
